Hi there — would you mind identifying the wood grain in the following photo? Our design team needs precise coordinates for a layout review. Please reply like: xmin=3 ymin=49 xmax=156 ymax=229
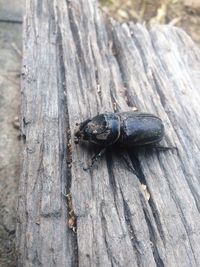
xmin=17 ymin=0 xmax=200 ymax=266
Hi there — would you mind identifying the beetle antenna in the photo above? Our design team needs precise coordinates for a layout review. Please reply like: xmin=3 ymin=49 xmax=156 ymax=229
xmin=84 ymin=148 xmax=106 ymax=171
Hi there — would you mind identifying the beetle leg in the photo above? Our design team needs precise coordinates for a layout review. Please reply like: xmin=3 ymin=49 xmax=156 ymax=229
xmin=83 ymin=148 xmax=106 ymax=171
xmin=147 ymin=145 xmax=177 ymax=152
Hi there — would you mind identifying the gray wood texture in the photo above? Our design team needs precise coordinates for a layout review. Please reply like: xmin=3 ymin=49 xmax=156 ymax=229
xmin=16 ymin=0 xmax=200 ymax=266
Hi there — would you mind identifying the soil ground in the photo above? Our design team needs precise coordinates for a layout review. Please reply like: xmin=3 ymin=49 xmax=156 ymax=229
xmin=0 ymin=0 xmax=199 ymax=266
xmin=0 ymin=1 xmax=23 ymax=266
xmin=100 ymin=0 xmax=200 ymax=45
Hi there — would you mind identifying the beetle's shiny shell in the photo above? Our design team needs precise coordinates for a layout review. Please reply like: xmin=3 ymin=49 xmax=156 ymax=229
xmin=118 ymin=112 xmax=164 ymax=146
xmin=74 ymin=111 xmax=165 ymax=147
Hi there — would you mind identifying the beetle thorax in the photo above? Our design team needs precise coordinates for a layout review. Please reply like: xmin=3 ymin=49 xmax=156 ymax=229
xmin=75 ymin=113 xmax=121 ymax=146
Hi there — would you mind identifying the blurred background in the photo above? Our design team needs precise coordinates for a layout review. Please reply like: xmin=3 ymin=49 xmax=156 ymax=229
xmin=0 ymin=0 xmax=199 ymax=266
xmin=100 ymin=0 xmax=200 ymax=45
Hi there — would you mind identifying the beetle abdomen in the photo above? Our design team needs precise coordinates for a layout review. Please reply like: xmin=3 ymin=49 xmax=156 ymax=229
xmin=118 ymin=112 xmax=164 ymax=146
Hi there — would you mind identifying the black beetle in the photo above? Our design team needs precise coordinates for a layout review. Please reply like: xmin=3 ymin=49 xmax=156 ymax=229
xmin=74 ymin=111 xmax=165 ymax=170
xmin=74 ymin=111 xmax=164 ymax=147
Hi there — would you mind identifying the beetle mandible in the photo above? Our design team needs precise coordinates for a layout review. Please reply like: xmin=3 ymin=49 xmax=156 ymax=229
xmin=74 ymin=111 xmax=164 ymax=170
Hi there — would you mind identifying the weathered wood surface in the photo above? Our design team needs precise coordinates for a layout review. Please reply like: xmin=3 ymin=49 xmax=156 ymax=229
xmin=16 ymin=0 xmax=200 ymax=266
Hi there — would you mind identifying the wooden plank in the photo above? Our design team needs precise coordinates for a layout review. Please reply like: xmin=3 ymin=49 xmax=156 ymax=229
xmin=17 ymin=0 xmax=200 ymax=266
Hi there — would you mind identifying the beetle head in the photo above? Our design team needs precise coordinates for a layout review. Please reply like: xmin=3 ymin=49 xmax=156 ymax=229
xmin=74 ymin=113 xmax=120 ymax=146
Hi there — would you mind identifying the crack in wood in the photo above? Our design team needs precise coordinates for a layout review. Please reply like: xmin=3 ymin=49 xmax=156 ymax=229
xmin=57 ymin=25 xmax=79 ymax=267
xmin=143 ymin=210 xmax=165 ymax=267
xmin=100 ymin=202 xmax=118 ymax=267
xmin=121 ymin=193 xmax=141 ymax=267
xmin=147 ymin=198 xmax=166 ymax=246
xmin=108 ymin=24 xmax=138 ymax=109
xmin=89 ymin=40 xmax=103 ymax=106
